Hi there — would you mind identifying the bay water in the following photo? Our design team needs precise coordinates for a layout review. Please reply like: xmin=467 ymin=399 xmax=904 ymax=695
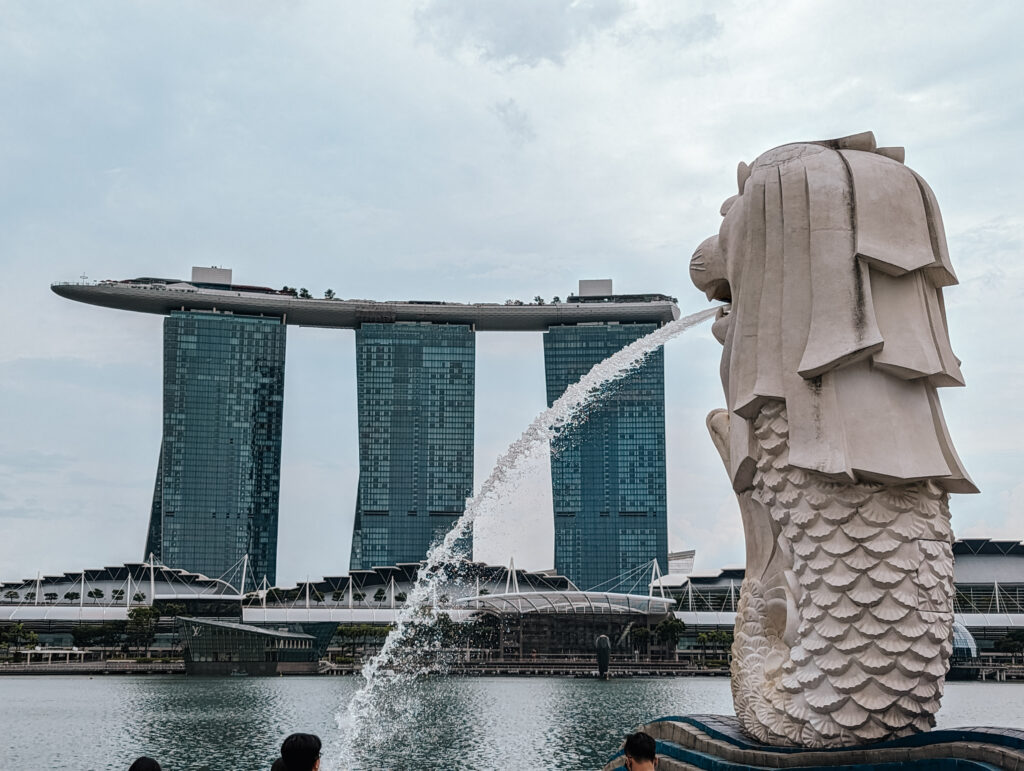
xmin=2 ymin=676 xmax=1023 ymax=770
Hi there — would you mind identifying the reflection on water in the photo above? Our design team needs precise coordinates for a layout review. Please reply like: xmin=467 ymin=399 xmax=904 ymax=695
xmin=2 ymin=676 xmax=1023 ymax=770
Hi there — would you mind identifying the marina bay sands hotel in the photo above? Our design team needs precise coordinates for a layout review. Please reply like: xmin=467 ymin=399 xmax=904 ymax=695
xmin=53 ymin=267 xmax=680 ymax=592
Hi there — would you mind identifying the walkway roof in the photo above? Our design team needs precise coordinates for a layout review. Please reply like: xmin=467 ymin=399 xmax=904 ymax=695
xmin=454 ymin=590 xmax=676 ymax=616
xmin=245 ymin=560 xmax=575 ymax=607
xmin=954 ymin=539 xmax=1024 ymax=556
xmin=0 ymin=561 xmax=243 ymax=613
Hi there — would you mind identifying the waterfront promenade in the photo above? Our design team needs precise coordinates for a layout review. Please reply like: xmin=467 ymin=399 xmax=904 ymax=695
xmin=0 ymin=657 xmax=727 ymax=677
xmin=0 ymin=660 xmax=184 ymax=675
xmin=318 ymin=659 xmax=731 ymax=677
xmin=10 ymin=655 xmax=1024 ymax=680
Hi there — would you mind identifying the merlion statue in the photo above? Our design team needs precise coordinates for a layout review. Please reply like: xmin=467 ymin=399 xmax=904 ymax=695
xmin=690 ymin=131 xmax=976 ymax=748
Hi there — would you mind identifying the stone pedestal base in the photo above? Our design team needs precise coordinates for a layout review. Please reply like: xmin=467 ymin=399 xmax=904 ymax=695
xmin=603 ymin=715 xmax=1024 ymax=770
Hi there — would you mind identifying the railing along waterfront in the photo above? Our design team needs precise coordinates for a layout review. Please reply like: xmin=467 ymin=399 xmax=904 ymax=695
xmin=0 ymin=660 xmax=184 ymax=675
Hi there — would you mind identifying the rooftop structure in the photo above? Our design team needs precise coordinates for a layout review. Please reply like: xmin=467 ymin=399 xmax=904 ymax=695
xmin=241 ymin=559 xmax=576 ymax=625
xmin=51 ymin=275 xmax=679 ymax=331
xmin=251 ymin=560 xmax=575 ymax=602
xmin=455 ymin=590 xmax=675 ymax=616
xmin=0 ymin=561 xmax=242 ymax=623
xmin=667 ymin=550 xmax=696 ymax=575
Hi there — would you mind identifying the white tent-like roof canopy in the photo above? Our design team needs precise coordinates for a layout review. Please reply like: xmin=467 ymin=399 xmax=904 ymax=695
xmin=454 ymin=590 xmax=676 ymax=616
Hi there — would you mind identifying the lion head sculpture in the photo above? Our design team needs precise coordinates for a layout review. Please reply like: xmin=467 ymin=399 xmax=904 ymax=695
xmin=692 ymin=130 xmax=975 ymax=496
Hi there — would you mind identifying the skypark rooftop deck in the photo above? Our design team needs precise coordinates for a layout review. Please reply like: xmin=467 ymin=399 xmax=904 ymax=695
xmin=52 ymin=274 xmax=680 ymax=331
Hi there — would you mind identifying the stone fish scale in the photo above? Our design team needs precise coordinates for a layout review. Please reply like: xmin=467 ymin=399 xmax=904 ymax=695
xmin=731 ymin=401 xmax=955 ymax=748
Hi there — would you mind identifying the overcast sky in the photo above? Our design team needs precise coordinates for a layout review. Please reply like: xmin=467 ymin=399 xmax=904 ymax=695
xmin=2 ymin=1 xmax=1022 ymax=587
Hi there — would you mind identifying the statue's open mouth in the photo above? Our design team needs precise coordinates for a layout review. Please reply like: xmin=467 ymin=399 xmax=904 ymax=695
xmin=706 ymin=280 xmax=731 ymax=303
xmin=712 ymin=302 xmax=731 ymax=344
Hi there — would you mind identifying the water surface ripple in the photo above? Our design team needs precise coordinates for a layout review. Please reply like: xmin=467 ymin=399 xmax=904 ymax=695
xmin=2 ymin=676 xmax=1022 ymax=770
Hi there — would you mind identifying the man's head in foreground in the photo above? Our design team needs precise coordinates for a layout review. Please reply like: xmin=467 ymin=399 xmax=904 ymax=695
xmin=623 ymin=731 xmax=658 ymax=770
xmin=281 ymin=733 xmax=322 ymax=771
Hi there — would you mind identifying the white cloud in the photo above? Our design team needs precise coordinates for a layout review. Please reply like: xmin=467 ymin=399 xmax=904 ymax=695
xmin=491 ymin=98 xmax=537 ymax=146
xmin=415 ymin=0 xmax=629 ymax=67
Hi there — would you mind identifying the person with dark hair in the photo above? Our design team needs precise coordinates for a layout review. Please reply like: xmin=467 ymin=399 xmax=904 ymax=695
xmin=128 ymin=758 xmax=161 ymax=771
xmin=280 ymin=732 xmax=322 ymax=771
xmin=270 ymin=758 xmax=287 ymax=771
xmin=622 ymin=731 xmax=658 ymax=770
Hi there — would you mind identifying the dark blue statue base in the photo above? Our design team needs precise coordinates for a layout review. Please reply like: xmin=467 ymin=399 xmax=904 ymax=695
xmin=603 ymin=715 xmax=1024 ymax=770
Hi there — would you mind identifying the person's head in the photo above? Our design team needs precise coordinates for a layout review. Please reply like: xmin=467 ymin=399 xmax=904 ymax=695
xmin=128 ymin=759 xmax=161 ymax=771
xmin=281 ymin=733 xmax=322 ymax=771
xmin=623 ymin=731 xmax=658 ymax=770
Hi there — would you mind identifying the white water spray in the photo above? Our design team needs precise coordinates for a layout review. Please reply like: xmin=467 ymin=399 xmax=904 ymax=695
xmin=336 ymin=307 xmax=718 ymax=762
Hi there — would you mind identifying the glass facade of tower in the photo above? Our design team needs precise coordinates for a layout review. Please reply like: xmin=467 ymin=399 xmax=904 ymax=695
xmin=544 ymin=323 xmax=668 ymax=592
xmin=349 ymin=323 xmax=475 ymax=570
xmin=145 ymin=311 xmax=286 ymax=590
